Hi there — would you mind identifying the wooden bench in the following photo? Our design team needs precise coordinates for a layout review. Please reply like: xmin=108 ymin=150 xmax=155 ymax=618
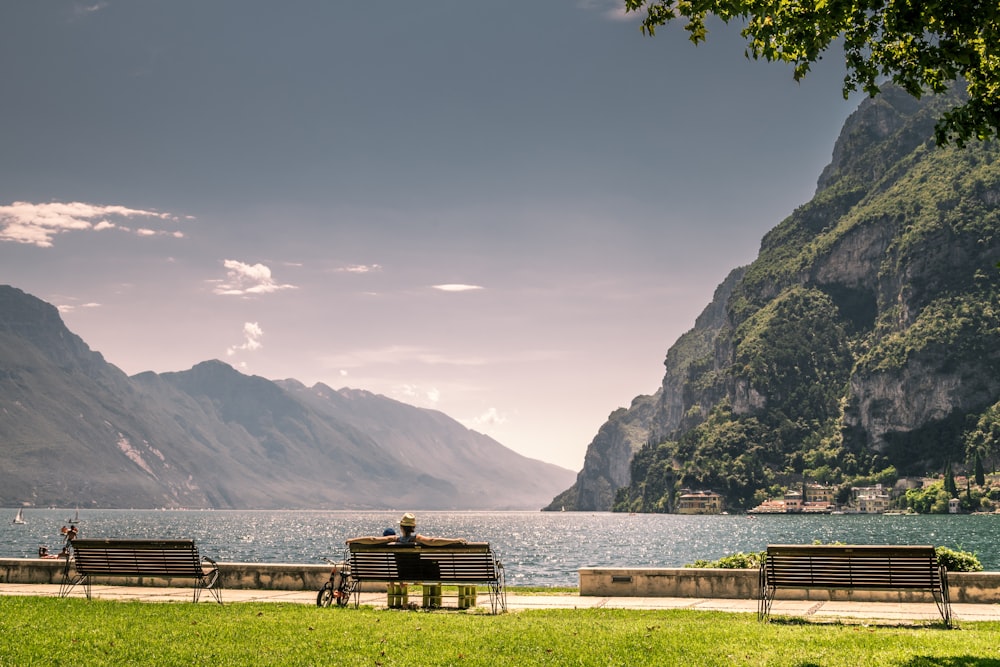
xmin=347 ymin=542 xmax=506 ymax=613
xmin=60 ymin=538 xmax=222 ymax=604
xmin=759 ymin=544 xmax=951 ymax=625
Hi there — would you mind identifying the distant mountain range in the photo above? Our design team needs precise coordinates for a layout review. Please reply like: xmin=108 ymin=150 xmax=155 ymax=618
xmin=0 ymin=285 xmax=574 ymax=510
xmin=549 ymin=85 xmax=1000 ymax=512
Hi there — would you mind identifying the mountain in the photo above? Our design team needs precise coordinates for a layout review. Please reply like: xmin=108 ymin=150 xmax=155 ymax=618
xmin=0 ymin=286 xmax=574 ymax=509
xmin=548 ymin=86 xmax=1000 ymax=512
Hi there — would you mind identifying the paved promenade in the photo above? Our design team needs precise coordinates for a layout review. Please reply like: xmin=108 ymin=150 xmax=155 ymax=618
xmin=2 ymin=582 xmax=999 ymax=624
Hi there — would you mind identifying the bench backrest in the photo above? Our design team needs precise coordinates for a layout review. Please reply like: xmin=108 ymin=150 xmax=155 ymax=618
xmin=71 ymin=539 xmax=206 ymax=578
xmin=348 ymin=542 xmax=500 ymax=584
xmin=764 ymin=544 xmax=942 ymax=590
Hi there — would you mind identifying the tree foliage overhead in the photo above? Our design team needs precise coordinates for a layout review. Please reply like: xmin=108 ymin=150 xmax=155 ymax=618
xmin=624 ymin=0 xmax=1000 ymax=146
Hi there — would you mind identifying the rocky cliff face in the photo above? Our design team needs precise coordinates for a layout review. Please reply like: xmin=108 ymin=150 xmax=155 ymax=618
xmin=544 ymin=394 xmax=658 ymax=511
xmin=545 ymin=267 xmax=745 ymax=511
xmin=551 ymin=86 xmax=1000 ymax=512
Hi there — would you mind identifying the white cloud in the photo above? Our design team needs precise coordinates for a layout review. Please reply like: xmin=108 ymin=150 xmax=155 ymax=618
xmin=336 ymin=263 xmax=382 ymax=274
xmin=0 ymin=201 xmax=180 ymax=248
xmin=213 ymin=259 xmax=297 ymax=296
xmin=320 ymin=345 xmax=489 ymax=369
xmin=56 ymin=302 xmax=101 ymax=314
xmin=226 ymin=321 xmax=264 ymax=356
xmin=77 ymin=2 xmax=109 ymax=15
xmin=432 ymin=284 xmax=484 ymax=292
xmin=577 ymin=0 xmax=635 ymax=21
xmin=468 ymin=407 xmax=507 ymax=429
xmin=394 ymin=383 xmax=441 ymax=405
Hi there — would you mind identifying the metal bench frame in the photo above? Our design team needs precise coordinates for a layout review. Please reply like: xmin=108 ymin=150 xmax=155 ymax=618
xmin=347 ymin=542 xmax=506 ymax=613
xmin=759 ymin=544 xmax=951 ymax=626
xmin=60 ymin=538 xmax=222 ymax=604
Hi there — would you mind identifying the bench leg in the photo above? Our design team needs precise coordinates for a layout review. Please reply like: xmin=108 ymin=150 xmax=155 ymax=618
xmin=194 ymin=579 xmax=224 ymax=604
xmin=488 ymin=568 xmax=507 ymax=614
xmin=935 ymin=567 xmax=953 ymax=627
xmin=59 ymin=574 xmax=88 ymax=599
xmin=422 ymin=584 xmax=443 ymax=608
xmin=58 ymin=555 xmax=88 ymax=600
xmin=457 ymin=585 xmax=476 ymax=609
xmin=758 ymin=566 xmax=774 ymax=622
xmin=197 ymin=559 xmax=223 ymax=604
xmin=387 ymin=582 xmax=408 ymax=608
xmin=350 ymin=577 xmax=361 ymax=608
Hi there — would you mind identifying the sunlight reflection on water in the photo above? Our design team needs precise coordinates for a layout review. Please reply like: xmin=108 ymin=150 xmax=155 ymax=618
xmin=2 ymin=509 xmax=997 ymax=586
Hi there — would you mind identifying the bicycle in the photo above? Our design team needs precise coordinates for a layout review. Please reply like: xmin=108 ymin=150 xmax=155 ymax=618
xmin=316 ymin=556 xmax=354 ymax=607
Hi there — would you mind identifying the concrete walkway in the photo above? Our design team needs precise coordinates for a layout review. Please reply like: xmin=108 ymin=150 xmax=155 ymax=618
xmin=2 ymin=582 xmax=998 ymax=624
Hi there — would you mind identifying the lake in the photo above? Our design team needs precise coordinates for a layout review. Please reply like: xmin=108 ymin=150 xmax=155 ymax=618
xmin=3 ymin=509 xmax=999 ymax=587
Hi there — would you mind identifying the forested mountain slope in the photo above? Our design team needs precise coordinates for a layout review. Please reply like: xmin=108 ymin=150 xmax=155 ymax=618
xmin=549 ymin=86 xmax=1000 ymax=512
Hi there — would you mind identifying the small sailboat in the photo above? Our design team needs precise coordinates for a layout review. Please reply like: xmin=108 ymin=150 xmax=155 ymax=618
xmin=12 ymin=508 xmax=25 ymax=525
xmin=67 ymin=507 xmax=79 ymax=523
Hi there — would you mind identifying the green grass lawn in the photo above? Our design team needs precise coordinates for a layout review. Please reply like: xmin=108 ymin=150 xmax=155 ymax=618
xmin=2 ymin=596 xmax=999 ymax=666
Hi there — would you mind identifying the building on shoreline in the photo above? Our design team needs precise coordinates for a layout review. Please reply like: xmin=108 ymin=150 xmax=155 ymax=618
xmin=676 ymin=490 xmax=725 ymax=515
xmin=748 ymin=483 xmax=837 ymax=514
xmin=851 ymin=484 xmax=892 ymax=514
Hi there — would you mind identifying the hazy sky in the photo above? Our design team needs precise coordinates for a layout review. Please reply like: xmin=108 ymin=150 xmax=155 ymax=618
xmin=0 ymin=1 xmax=860 ymax=470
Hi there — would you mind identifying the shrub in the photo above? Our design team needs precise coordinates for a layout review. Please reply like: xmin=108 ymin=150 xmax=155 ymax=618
xmin=686 ymin=546 xmax=983 ymax=571
xmin=685 ymin=551 xmax=764 ymax=569
xmin=936 ymin=546 xmax=984 ymax=571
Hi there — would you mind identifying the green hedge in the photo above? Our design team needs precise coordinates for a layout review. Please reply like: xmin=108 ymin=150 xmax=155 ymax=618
xmin=686 ymin=546 xmax=983 ymax=572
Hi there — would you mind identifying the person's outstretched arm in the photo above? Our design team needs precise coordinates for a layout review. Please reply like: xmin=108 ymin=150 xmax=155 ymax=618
xmin=346 ymin=535 xmax=396 ymax=545
xmin=415 ymin=535 xmax=468 ymax=546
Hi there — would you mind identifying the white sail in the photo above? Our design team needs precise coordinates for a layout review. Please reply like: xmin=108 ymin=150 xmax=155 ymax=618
xmin=12 ymin=508 xmax=25 ymax=525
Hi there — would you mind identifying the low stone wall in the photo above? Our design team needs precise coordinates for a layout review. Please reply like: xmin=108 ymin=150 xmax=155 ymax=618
xmin=580 ymin=567 xmax=758 ymax=599
xmin=0 ymin=558 xmax=334 ymax=591
xmin=4 ymin=558 xmax=997 ymax=602
xmin=579 ymin=567 xmax=1000 ymax=603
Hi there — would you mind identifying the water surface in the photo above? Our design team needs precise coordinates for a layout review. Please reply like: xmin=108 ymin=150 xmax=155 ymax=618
xmin=3 ymin=509 xmax=997 ymax=587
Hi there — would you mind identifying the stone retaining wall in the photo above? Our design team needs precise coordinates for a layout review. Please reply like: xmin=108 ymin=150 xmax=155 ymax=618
xmin=0 ymin=558 xmax=335 ymax=590
xmin=3 ymin=558 xmax=997 ymax=602
xmin=579 ymin=567 xmax=1000 ymax=603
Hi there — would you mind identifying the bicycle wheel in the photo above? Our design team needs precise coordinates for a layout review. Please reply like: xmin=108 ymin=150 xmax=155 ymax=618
xmin=317 ymin=582 xmax=336 ymax=607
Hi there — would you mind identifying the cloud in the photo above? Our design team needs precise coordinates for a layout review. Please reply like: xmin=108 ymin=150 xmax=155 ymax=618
xmin=467 ymin=407 xmax=508 ymax=429
xmin=0 ymin=201 xmax=180 ymax=248
xmin=577 ymin=0 xmax=635 ymax=21
xmin=432 ymin=284 xmax=484 ymax=292
xmin=56 ymin=302 xmax=101 ymax=314
xmin=395 ymin=383 xmax=441 ymax=404
xmin=336 ymin=263 xmax=382 ymax=274
xmin=321 ymin=345 xmax=489 ymax=369
xmin=226 ymin=321 xmax=264 ymax=356
xmin=213 ymin=259 xmax=297 ymax=296
xmin=76 ymin=2 xmax=109 ymax=15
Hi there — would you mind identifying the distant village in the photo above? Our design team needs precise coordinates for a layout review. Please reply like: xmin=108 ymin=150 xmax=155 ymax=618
xmin=677 ymin=475 xmax=1000 ymax=515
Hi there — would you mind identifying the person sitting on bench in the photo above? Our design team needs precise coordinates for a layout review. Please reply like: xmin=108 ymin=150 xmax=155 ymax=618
xmin=347 ymin=512 xmax=467 ymax=547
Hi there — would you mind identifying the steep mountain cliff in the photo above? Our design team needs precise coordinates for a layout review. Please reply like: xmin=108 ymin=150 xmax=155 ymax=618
xmin=0 ymin=286 xmax=575 ymax=509
xmin=550 ymin=86 xmax=1000 ymax=512
xmin=544 ymin=268 xmax=745 ymax=511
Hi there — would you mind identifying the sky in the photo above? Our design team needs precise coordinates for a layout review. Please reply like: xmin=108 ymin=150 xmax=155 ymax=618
xmin=0 ymin=1 xmax=862 ymax=471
